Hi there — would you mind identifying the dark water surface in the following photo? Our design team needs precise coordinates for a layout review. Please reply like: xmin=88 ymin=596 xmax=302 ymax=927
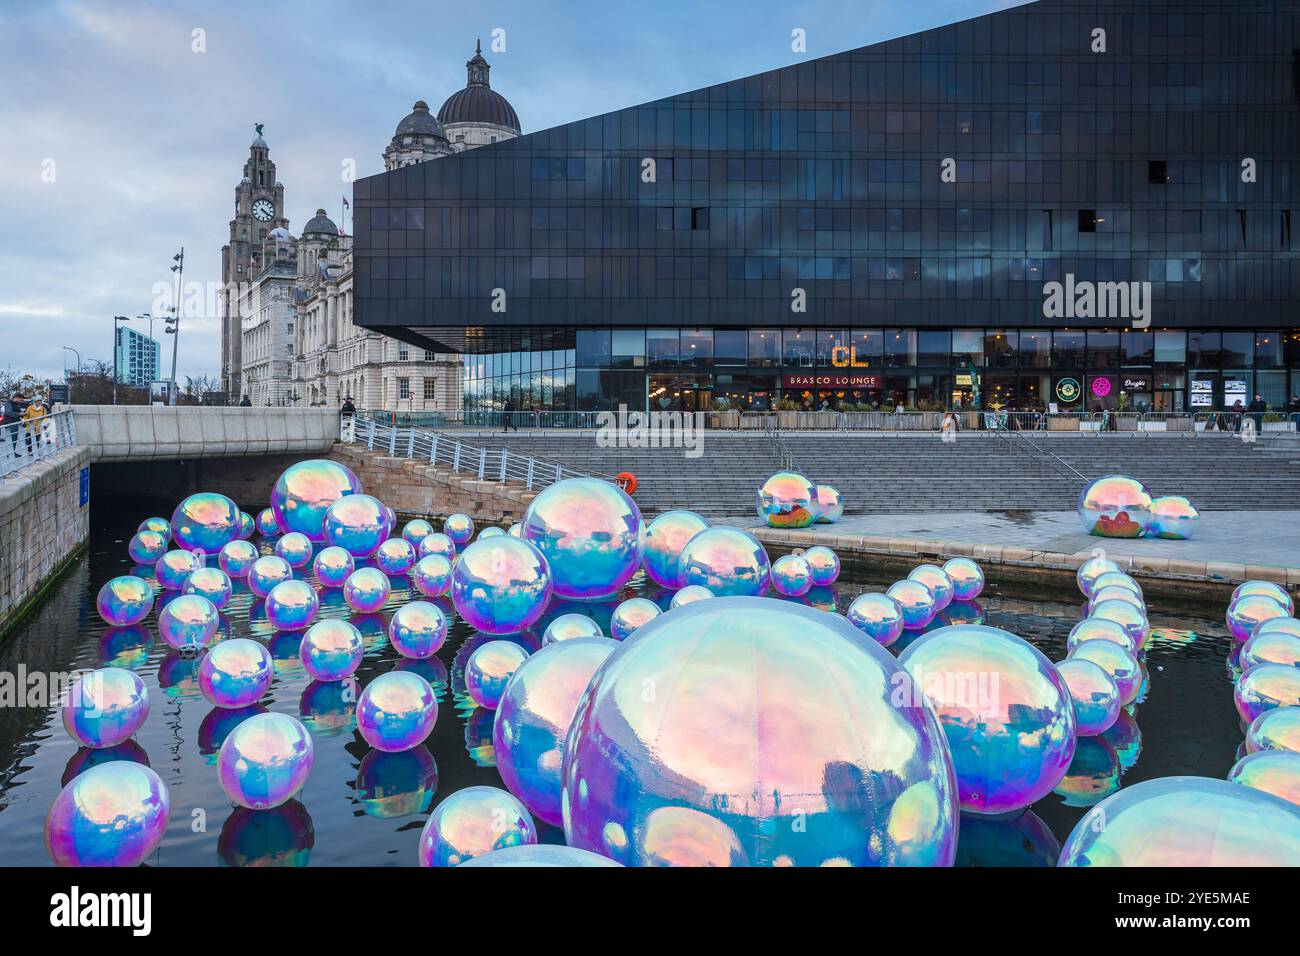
xmin=0 ymin=495 xmax=1244 ymax=866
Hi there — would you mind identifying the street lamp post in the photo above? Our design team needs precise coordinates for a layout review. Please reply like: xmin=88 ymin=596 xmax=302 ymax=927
xmin=166 ymin=248 xmax=184 ymax=405
xmin=137 ymin=312 xmax=158 ymax=385
xmin=62 ymin=346 xmax=81 ymax=400
xmin=112 ymin=316 xmax=128 ymax=404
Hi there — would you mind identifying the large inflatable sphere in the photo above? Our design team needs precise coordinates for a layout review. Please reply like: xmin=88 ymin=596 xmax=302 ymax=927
xmin=96 ymin=575 xmax=154 ymax=626
xmin=1228 ymin=751 xmax=1300 ymax=806
xmin=45 ymin=762 xmax=170 ymax=867
xmin=343 ymin=567 xmax=391 ymax=614
xmin=522 ymin=478 xmax=642 ymax=599
xmin=62 ymin=668 xmax=150 ymax=748
xmin=458 ymin=845 xmax=621 ymax=867
xmin=217 ymin=712 xmax=314 ymax=810
xmin=1069 ymin=639 xmax=1143 ymax=705
xmin=609 ymin=597 xmax=662 ymax=641
xmin=247 ymin=555 xmax=293 ymax=599
xmin=299 ymin=619 xmax=364 ymax=682
xmin=388 ymin=601 xmax=448 ymax=659
xmin=803 ymin=546 xmax=841 ymax=586
xmin=374 ymin=537 xmax=417 ymax=576
xmin=1234 ymin=663 xmax=1300 ymax=723
xmin=1077 ymin=475 xmax=1153 ymax=538
xmin=184 ymin=566 xmax=233 ymax=610
xmin=157 ymin=593 xmax=220 ymax=650
xmin=418 ymin=786 xmax=537 ymax=866
xmin=1233 ymin=580 xmax=1295 ymax=615
xmin=218 ymin=539 xmax=259 ymax=579
xmin=451 ymin=536 xmax=552 ymax=634
xmin=770 ymin=554 xmax=813 ymax=597
xmin=323 ymin=494 xmax=393 ymax=558
xmin=312 ymin=545 xmax=355 ymax=589
xmin=755 ymin=472 xmax=818 ymax=529
xmin=886 ymin=580 xmax=938 ymax=630
xmin=411 ymin=554 xmax=453 ymax=598
xmin=641 ymin=510 xmax=709 ymax=588
xmin=1057 ymin=658 xmax=1121 ymax=736
xmin=265 ymin=579 xmax=320 ymax=631
xmin=908 ymin=565 xmax=954 ymax=611
xmin=271 ymin=459 xmax=362 ymax=541
xmin=1076 ymin=555 xmax=1121 ymax=598
xmin=465 ymin=641 xmax=530 ymax=710
xmin=1227 ymin=594 xmax=1290 ymax=642
xmin=542 ymin=613 xmax=604 ymax=645
xmin=677 ymin=526 xmax=770 ymax=597
xmin=356 ymin=671 xmax=437 ymax=752
xmin=942 ymin=558 xmax=985 ymax=601
xmin=171 ymin=492 xmax=242 ymax=554
xmin=155 ymin=549 xmax=201 ymax=590
xmin=127 ymin=530 xmax=168 ymax=565
xmin=1246 ymin=707 xmax=1300 ymax=754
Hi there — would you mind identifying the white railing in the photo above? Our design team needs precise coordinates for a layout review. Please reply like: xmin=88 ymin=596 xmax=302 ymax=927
xmin=1 ymin=408 xmax=78 ymax=479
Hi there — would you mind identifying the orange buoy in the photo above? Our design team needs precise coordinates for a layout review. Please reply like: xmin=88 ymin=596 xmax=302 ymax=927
xmin=616 ymin=472 xmax=638 ymax=495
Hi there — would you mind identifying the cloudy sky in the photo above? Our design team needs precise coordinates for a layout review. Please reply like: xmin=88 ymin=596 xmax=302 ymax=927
xmin=0 ymin=0 xmax=1027 ymax=384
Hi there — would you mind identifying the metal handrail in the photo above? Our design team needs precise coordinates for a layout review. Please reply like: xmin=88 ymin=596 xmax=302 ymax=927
xmin=989 ymin=423 xmax=1090 ymax=486
xmin=1 ymin=408 xmax=77 ymax=479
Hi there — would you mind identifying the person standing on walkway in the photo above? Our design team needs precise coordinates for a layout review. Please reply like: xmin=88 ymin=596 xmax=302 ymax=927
xmin=502 ymin=397 xmax=517 ymax=432
xmin=239 ymin=394 xmax=252 ymax=407
xmin=1288 ymin=395 xmax=1300 ymax=431
xmin=22 ymin=392 xmax=47 ymax=454
xmin=1247 ymin=394 xmax=1267 ymax=434
xmin=2 ymin=392 xmax=24 ymax=462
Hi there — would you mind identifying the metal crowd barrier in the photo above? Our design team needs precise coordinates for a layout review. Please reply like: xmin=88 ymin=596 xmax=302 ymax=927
xmin=1 ymin=408 xmax=77 ymax=479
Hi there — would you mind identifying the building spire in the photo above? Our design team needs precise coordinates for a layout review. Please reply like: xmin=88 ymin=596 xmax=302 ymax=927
xmin=467 ymin=39 xmax=490 ymax=87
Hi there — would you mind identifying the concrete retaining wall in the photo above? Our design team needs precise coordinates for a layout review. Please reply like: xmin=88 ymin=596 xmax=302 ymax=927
xmin=71 ymin=405 xmax=338 ymax=462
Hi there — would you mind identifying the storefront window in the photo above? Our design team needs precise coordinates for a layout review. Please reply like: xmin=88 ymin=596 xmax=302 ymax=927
xmin=611 ymin=329 xmax=645 ymax=368
xmin=952 ymin=330 xmax=984 ymax=366
xmin=1221 ymin=332 xmax=1254 ymax=367
xmin=1052 ymin=330 xmax=1085 ymax=366
xmin=748 ymin=329 xmax=780 ymax=367
xmin=1122 ymin=331 xmax=1153 ymax=366
xmin=916 ymin=330 xmax=950 ymax=366
xmin=715 ymin=330 xmax=746 ymax=366
xmin=1187 ymin=331 xmax=1221 ymax=367
xmin=681 ymin=329 xmax=713 ymax=365
xmin=850 ymin=330 xmax=884 ymax=366
xmin=1254 ymin=332 xmax=1283 ymax=368
xmin=1019 ymin=330 xmax=1051 ymax=368
xmin=884 ymin=329 xmax=916 ymax=367
xmin=1086 ymin=330 xmax=1121 ymax=369
xmin=576 ymin=329 xmax=611 ymax=366
xmin=985 ymin=330 xmax=1017 ymax=368
xmin=783 ymin=329 xmax=816 ymax=367
xmin=646 ymin=328 xmax=680 ymax=366
xmin=816 ymin=329 xmax=848 ymax=365
xmin=1155 ymin=330 xmax=1186 ymax=365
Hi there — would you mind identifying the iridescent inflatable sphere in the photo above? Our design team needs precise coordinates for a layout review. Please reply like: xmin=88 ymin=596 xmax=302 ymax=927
xmin=139 ymin=516 xmax=170 ymax=536
xmin=886 ymin=579 xmax=938 ymax=630
xmin=1058 ymin=776 xmax=1300 ymax=865
xmin=466 ymin=640 xmax=530 ymax=709
xmin=1069 ymin=639 xmax=1142 ymax=705
xmin=170 ymin=492 xmax=241 ymax=554
xmin=478 ymin=526 xmax=505 ymax=540
xmin=899 ymin=624 xmax=1075 ymax=815
xmin=563 ymin=598 xmax=958 ymax=866
xmin=45 ymin=762 xmax=170 ymax=867
xmin=238 ymin=511 xmax=255 ymax=539
xmin=1067 ymin=617 xmax=1138 ymax=655
xmin=1234 ymin=663 xmax=1300 ymax=722
xmin=1233 ymin=580 xmax=1295 ymax=615
xmin=418 ymin=532 xmax=456 ymax=561
xmin=323 ymin=494 xmax=392 ymax=558
xmin=402 ymin=519 xmax=435 ymax=547
xmin=677 ymin=526 xmax=770 ymax=597
xmin=1247 ymin=707 xmax=1300 ymax=754
xmin=641 ymin=510 xmax=709 ymax=588
xmin=669 ymin=585 xmax=714 ymax=609
xmin=63 ymin=668 xmax=149 ymax=748
xmin=200 ymin=638 xmax=273 ymax=708
xmin=1149 ymin=495 xmax=1199 ymax=539
xmin=451 ymin=537 xmax=553 ymax=634
xmin=1090 ymin=600 xmax=1150 ymax=652
xmin=389 ymin=601 xmax=449 ymax=659
xmin=458 ymin=845 xmax=621 ymax=867
xmin=157 ymin=593 xmax=220 ymax=650
xmin=610 ymin=597 xmax=662 ymax=641
xmin=522 ymin=478 xmax=642 ymax=599
xmin=418 ymin=786 xmax=538 ymax=867
xmin=846 ymin=592 xmax=905 ymax=648
xmin=1226 ymin=594 xmax=1290 ymax=642
xmin=218 ymin=539 xmax=259 ymax=578
xmin=942 ymin=558 xmax=986 ymax=601
xmin=1091 ymin=570 xmax=1142 ymax=598
xmin=265 ymin=579 xmax=320 ymax=631
xmin=1228 ymin=751 xmax=1300 ymax=806
xmin=411 ymin=554 xmax=453 ymax=598
xmin=256 ymin=508 xmax=279 ymax=536
xmin=247 ymin=555 xmax=293 ymax=600
xmin=1057 ymin=658 xmax=1121 ymax=736
xmin=755 ymin=471 xmax=818 ymax=529
xmin=494 ymin=637 xmax=620 ymax=826
xmin=1076 ymin=555 xmax=1121 ymax=598
xmin=908 ymin=564 xmax=954 ymax=611
xmin=770 ymin=554 xmax=813 ymax=597
xmin=1077 ymin=475 xmax=1153 ymax=538
xmin=343 ymin=567 xmax=391 ymax=614
xmin=543 ymin=613 xmax=604 ymax=644
xmin=274 ymin=532 xmax=314 ymax=569
xmin=1088 ymin=586 xmax=1146 ymax=615
xmin=444 ymin=513 xmax=475 ymax=546
xmin=803 ymin=546 xmax=841 ymax=586
xmin=374 ymin=537 xmax=417 ymax=576
xmin=217 ymin=712 xmax=314 ymax=810
xmin=356 ymin=671 xmax=438 ymax=752
xmin=183 ymin=566 xmax=233 ymax=610
xmin=812 ymin=485 xmax=844 ymax=523
xmin=270 ymin=458 xmax=362 ymax=541
xmin=127 ymin=530 xmax=168 ymax=565
xmin=299 ymin=619 xmax=364 ymax=682
xmin=1241 ymin=630 xmax=1300 ymax=670
xmin=1254 ymin=616 xmax=1300 ymax=641
xmin=155 ymin=549 xmax=201 ymax=590
xmin=311 ymin=545 xmax=354 ymax=588
xmin=96 ymin=575 xmax=154 ymax=626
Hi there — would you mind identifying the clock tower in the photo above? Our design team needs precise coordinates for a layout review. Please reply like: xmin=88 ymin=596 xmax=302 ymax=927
xmin=220 ymin=125 xmax=288 ymax=397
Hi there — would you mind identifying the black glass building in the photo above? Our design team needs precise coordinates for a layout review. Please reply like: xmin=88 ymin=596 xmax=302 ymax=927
xmin=353 ymin=0 xmax=1300 ymax=415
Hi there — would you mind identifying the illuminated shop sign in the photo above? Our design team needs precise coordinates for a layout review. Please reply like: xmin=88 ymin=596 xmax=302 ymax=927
xmin=783 ymin=373 xmax=883 ymax=389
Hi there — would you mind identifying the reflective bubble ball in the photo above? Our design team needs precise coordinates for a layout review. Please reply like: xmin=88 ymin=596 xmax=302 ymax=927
xmin=641 ymin=510 xmax=709 ymax=589
xmin=139 ymin=516 xmax=170 ymax=536
xmin=402 ymin=519 xmax=434 ymax=547
xmin=312 ymin=545 xmax=354 ymax=589
xmin=323 ymin=494 xmax=392 ymax=558
xmin=1057 ymin=658 xmax=1121 ymax=736
xmin=155 ymin=549 xmax=201 ymax=590
xmin=812 ymin=485 xmax=844 ymax=523
xmin=1227 ymin=594 xmax=1290 ymax=642
xmin=1067 ymin=617 xmax=1137 ymax=655
xmin=610 ymin=597 xmax=662 ymax=641
xmin=908 ymin=564 xmax=954 ymax=611
xmin=458 ymin=845 xmax=621 ymax=867
xmin=238 ymin=511 xmax=255 ymax=539
xmin=886 ymin=580 xmax=938 ymax=630
xmin=1058 ymin=776 xmax=1300 ymax=866
xmin=1077 ymin=475 xmax=1153 ymax=538
xmin=411 ymin=554 xmax=453 ymax=598
xmin=418 ymin=786 xmax=537 ymax=867
xmin=1076 ymin=555 xmax=1122 ymax=598
xmin=1149 ymin=495 xmax=1200 ymax=539
xmin=127 ymin=530 xmax=168 ymax=565
xmin=1091 ymin=571 xmax=1142 ymax=598
xmin=755 ymin=471 xmax=818 ymax=529
xmin=770 ymin=555 xmax=813 ymax=597
xmin=563 ymin=597 xmax=958 ymax=866
xmin=1247 ymin=707 xmax=1300 ymax=754
xmin=45 ymin=762 xmax=170 ymax=867
xmin=200 ymin=638 xmax=273 ymax=709
xmin=1234 ymin=663 xmax=1300 ymax=723
xmin=677 ymin=526 xmax=770 ymax=597
xmin=479 ymin=527 xmax=505 ymax=540
xmin=375 ymin=537 xmax=417 ymax=576
xmin=265 ymin=579 xmax=320 ymax=631
xmin=1233 ymin=580 xmax=1295 ymax=615
xmin=157 ymin=593 xmax=220 ymax=651
xmin=846 ymin=592 xmax=905 ymax=648
xmin=247 ymin=555 xmax=293 ymax=599
xmin=96 ymin=575 xmax=154 ymax=626
xmin=522 ymin=478 xmax=642 ymax=599
xmin=274 ymin=532 xmax=314 ymax=569
xmin=63 ymin=668 xmax=149 ymax=748
xmin=299 ymin=619 xmax=363 ymax=682
xmin=343 ymin=567 xmax=391 ymax=614
xmin=1228 ymin=751 xmax=1300 ymax=806
xmin=1254 ymin=616 xmax=1300 ymax=642
xmin=466 ymin=641 xmax=530 ymax=710
xmin=942 ymin=558 xmax=985 ymax=601
xmin=183 ymin=566 xmax=233 ymax=610
xmin=669 ymin=585 xmax=714 ymax=609
xmin=1069 ymin=639 xmax=1142 ymax=705
xmin=217 ymin=712 xmax=314 ymax=810
xmin=900 ymin=624 xmax=1075 ymax=815
xmin=389 ymin=601 xmax=449 ymax=659
xmin=171 ymin=492 xmax=241 ymax=554
xmin=218 ymin=539 xmax=259 ymax=578
xmin=1090 ymin=600 xmax=1150 ymax=652
xmin=1241 ymin=630 xmax=1300 ymax=671
xmin=419 ymin=532 xmax=457 ymax=561
xmin=494 ymin=637 xmax=619 ymax=826
xmin=804 ymin=546 xmax=841 ymax=586
xmin=256 ymin=508 xmax=279 ymax=536
xmin=444 ymin=513 xmax=475 ymax=546
xmin=1088 ymin=586 xmax=1146 ymax=615
xmin=271 ymin=458 xmax=362 ymax=541
xmin=542 ymin=613 xmax=603 ymax=645
xmin=451 ymin=537 xmax=552 ymax=635
xmin=356 ymin=671 xmax=437 ymax=752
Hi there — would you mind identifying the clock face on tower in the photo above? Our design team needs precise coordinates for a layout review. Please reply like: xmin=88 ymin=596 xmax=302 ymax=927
xmin=252 ymin=198 xmax=275 ymax=222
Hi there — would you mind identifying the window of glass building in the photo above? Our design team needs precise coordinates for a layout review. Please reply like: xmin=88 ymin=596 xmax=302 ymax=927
xmin=1122 ymin=331 xmax=1154 ymax=366
xmin=1155 ymin=331 xmax=1186 ymax=365
xmin=1053 ymin=330 xmax=1085 ymax=366
xmin=1220 ymin=332 xmax=1254 ymax=367
xmin=1019 ymin=330 xmax=1051 ymax=368
xmin=917 ymin=331 xmax=951 ymax=366
xmin=1256 ymin=333 xmax=1284 ymax=368
xmin=748 ymin=329 xmax=779 ymax=368
xmin=985 ymin=330 xmax=1016 ymax=368
xmin=884 ymin=330 xmax=916 ymax=367
xmin=681 ymin=329 xmax=712 ymax=365
xmin=1187 ymin=331 xmax=1221 ymax=367
xmin=576 ymin=329 xmax=611 ymax=366
xmin=1087 ymin=330 xmax=1121 ymax=369
xmin=611 ymin=330 xmax=645 ymax=368
xmin=783 ymin=329 xmax=816 ymax=367
xmin=715 ymin=330 xmax=746 ymax=367
xmin=817 ymin=330 xmax=848 ymax=366
xmin=952 ymin=330 xmax=984 ymax=367
xmin=851 ymin=331 xmax=883 ymax=366
xmin=646 ymin=329 xmax=680 ymax=366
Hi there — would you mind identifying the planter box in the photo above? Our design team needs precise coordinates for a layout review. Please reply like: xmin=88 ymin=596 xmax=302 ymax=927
xmin=1048 ymin=416 xmax=1081 ymax=431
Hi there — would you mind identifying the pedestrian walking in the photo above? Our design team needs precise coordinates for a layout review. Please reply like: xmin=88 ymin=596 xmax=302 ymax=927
xmin=239 ymin=394 xmax=252 ymax=407
xmin=502 ymin=398 xmax=517 ymax=432
xmin=1288 ymin=395 xmax=1300 ymax=431
xmin=2 ymin=392 xmax=24 ymax=463
xmin=22 ymin=392 xmax=47 ymax=455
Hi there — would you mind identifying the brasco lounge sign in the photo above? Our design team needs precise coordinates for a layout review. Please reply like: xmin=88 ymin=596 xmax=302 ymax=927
xmin=784 ymin=373 xmax=883 ymax=389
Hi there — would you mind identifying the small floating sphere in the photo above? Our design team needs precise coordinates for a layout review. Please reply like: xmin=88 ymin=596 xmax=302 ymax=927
xmin=218 ymin=539 xmax=259 ymax=578
xmin=265 ymin=579 xmax=320 ymax=631
xmin=755 ymin=471 xmax=818 ymax=529
xmin=356 ymin=671 xmax=438 ymax=752
xmin=255 ymin=508 xmax=279 ymax=536
xmin=942 ymin=558 xmax=985 ymax=601
xmin=246 ymin=555 xmax=293 ymax=599
xmin=402 ymin=519 xmax=435 ymax=547
xmin=1076 ymin=555 xmax=1121 ymax=598
xmin=96 ymin=575 xmax=154 ymax=626
xmin=507 ymin=523 xmax=522 ymax=537
xmin=1077 ymin=475 xmax=1152 ymax=538
xmin=1069 ymin=639 xmax=1142 ymax=705
xmin=1091 ymin=571 xmax=1143 ymax=598
xmin=1058 ymin=776 xmax=1300 ymax=866
xmin=886 ymin=580 xmax=938 ymax=630
xmin=1233 ymin=581 xmax=1295 ymax=615
xmin=478 ymin=527 xmax=505 ymax=540
xmin=419 ymin=532 xmax=457 ymax=561
xmin=311 ymin=546 xmax=354 ymax=588
xmin=45 ymin=762 xmax=170 ymax=867
xmin=1254 ymin=617 xmax=1300 ymax=642
xmin=1234 ymin=663 xmax=1300 ymax=723
xmin=1088 ymin=586 xmax=1146 ymax=615
xmin=542 ymin=613 xmax=603 ymax=645
xmin=522 ymin=478 xmax=643 ymax=599
xmin=411 ymin=554 xmax=453 ymax=598
xmin=322 ymin=494 xmax=392 ymax=558
xmin=127 ymin=530 xmax=168 ymax=565
xmin=139 ymin=516 xmax=170 ymax=536
xmin=184 ymin=566 xmax=233 ymax=610
xmin=238 ymin=511 xmax=255 ymax=540
xmin=1246 ymin=707 xmax=1300 ymax=754
xmin=1089 ymin=600 xmax=1151 ymax=652
xmin=1226 ymin=594 xmax=1290 ymax=642
xmin=908 ymin=564 xmax=954 ymax=611
xmin=62 ymin=668 xmax=149 ymax=748
xmin=343 ymin=567 xmax=392 ymax=614
xmin=299 ymin=620 xmax=364 ymax=682
xmin=1057 ymin=658 xmax=1122 ymax=736
xmin=466 ymin=641 xmax=530 ymax=709
xmin=270 ymin=458 xmax=362 ymax=541
xmin=451 ymin=537 xmax=553 ymax=635
xmin=641 ymin=510 xmax=710 ymax=588
xmin=1149 ymin=495 xmax=1200 ymax=539
xmin=900 ymin=624 xmax=1076 ymax=815
xmin=1067 ymin=617 xmax=1138 ymax=655
xmin=458 ymin=845 xmax=621 ymax=867
xmin=1228 ymin=751 xmax=1300 ymax=806
xmin=374 ymin=537 xmax=417 ymax=576
xmin=155 ymin=549 xmax=201 ymax=590
xmin=1241 ymin=630 xmax=1300 ymax=670
xmin=389 ymin=601 xmax=449 ymax=659
xmin=846 ymin=592 xmax=905 ymax=647
xmin=217 ymin=712 xmax=314 ymax=810
xmin=444 ymin=513 xmax=475 ymax=546
xmin=493 ymin=637 xmax=620 ymax=826
xmin=677 ymin=526 xmax=770 ymax=597
xmin=171 ymin=492 xmax=241 ymax=553
xmin=804 ymin=546 xmax=841 ymax=586
xmin=418 ymin=786 xmax=537 ymax=867
xmin=157 ymin=594 xmax=220 ymax=651
xmin=274 ymin=532 xmax=314 ymax=569
xmin=770 ymin=554 xmax=813 ymax=597
xmin=812 ymin=485 xmax=844 ymax=523
xmin=610 ymin=597 xmax=662 ymax=641
xmin=200 ymin=638 xmax=273 ymax=709
xmin=669 ymin=585 xmax=714 ymax=609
